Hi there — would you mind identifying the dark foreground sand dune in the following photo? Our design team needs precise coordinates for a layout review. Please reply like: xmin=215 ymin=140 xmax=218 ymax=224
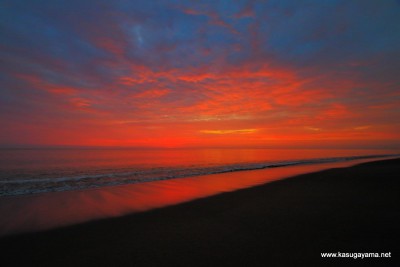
xmin=1 ymin=158 xmax=399 ymax=267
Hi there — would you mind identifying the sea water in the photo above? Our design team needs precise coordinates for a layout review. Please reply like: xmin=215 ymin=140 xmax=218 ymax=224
xmin=0 ymin=148 xmax=399 ymax=236
xmin=0 ymin=148 xmax=397 ymax=196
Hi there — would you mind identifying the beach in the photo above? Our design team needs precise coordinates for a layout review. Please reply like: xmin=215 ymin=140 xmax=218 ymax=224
xmin=1 ymin=158 xmax=399 ymax=266
xmin=2 ymin=1 xmax=400 ymax=266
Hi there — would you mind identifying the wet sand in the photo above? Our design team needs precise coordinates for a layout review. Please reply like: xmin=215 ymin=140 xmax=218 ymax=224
xmin=1 ymin=158 xmax=399 ymax=266
xmin=0 ymin=159 xmax=379 ymax=237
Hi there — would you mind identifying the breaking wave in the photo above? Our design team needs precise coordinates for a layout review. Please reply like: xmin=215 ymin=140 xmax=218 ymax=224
xmin=0 ymin=154 xmax=396 ymax=196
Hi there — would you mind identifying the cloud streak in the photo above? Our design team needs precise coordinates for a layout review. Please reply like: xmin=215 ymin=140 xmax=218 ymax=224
xmin=200 ymin=129 xmax=257 ymax=135
xmin=0 ymin=0 xmax=399 ymax=148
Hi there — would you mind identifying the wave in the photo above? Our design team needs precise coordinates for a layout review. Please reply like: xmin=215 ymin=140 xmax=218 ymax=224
xmin=0 ymin=154 xmax=397 ymax=197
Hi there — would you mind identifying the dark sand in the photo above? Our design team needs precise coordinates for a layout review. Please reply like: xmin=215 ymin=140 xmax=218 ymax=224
xmin=1 ymin=158 xmax=399 ymax=267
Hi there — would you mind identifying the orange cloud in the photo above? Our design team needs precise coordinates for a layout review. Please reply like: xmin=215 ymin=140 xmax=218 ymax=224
xmin=200 ymin=129 xmax=257 ymax=134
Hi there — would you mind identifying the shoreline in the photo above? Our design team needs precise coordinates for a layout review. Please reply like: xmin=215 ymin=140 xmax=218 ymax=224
xmin=2 ymin=153 xmax=396 ymax=198
xmin=0 ymin=157 xmax=391 ymax=237
xmin=1 ymin=158 xmax=399 ymax=266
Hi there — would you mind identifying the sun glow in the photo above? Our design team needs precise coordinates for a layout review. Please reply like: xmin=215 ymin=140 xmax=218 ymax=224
xmin=0 ymin=1 xmax=399 ymax=149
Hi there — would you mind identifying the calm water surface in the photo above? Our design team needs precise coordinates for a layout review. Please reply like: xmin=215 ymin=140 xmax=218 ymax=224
xmin=0 ymin=148 xmax=398 ymax=236
xmin=0 ymin=148 xmax=397 ymax=196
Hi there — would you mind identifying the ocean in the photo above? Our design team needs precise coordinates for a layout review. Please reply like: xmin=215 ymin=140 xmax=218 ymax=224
xmin=0 ymin=147 xmax=399 ymax=236
xmin=0 ymin=148 xmax=397 ymax=197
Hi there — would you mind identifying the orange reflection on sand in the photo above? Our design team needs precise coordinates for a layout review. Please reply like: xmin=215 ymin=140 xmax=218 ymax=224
xmin=0 ymin=158 xmax=382 ymax=237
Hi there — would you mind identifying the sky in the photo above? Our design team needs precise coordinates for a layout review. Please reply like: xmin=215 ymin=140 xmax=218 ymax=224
xmin=0 ymin=0 xmax=399 ymax=149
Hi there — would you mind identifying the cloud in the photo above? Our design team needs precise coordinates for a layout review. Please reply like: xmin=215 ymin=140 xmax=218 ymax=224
xmin=0 ymin=0 xmax=399 ymax=148
xmin=200 ymin=129 xmax=257 ymax=135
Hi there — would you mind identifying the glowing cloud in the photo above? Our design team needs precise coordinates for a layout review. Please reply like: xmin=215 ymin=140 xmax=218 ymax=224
xmin=200 ymin=129 xmax=257 ymax=135
xmin=0 ymin=0 xmax=399 ymax=148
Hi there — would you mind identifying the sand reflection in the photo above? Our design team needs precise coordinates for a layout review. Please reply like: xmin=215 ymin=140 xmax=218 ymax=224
xmin=0 ymin=159 xmax=379 ymax=236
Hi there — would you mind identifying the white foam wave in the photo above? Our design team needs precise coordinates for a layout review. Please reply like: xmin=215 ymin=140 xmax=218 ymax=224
xmin=0 ymin=154 xmax=396 ymax=196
